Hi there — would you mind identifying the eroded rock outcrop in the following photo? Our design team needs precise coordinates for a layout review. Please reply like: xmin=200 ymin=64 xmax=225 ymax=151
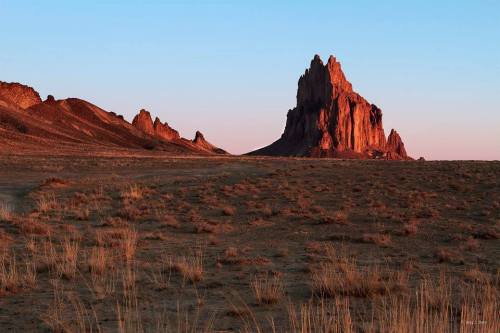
xmin=132 ymin=109 xmax=155 ymax=136
xmin=192 ymin=131 xmax=227 ymax=154
xmin=132 ymin=109 xmax=180 ymax=141
xmin=153 ymin=117 xmax=180 ymax=141
xmin=0 ymin=81 xmax=42 ymax=109
xmin=249 ymin=55 xmax=411 ymax=159
xmin=386 ymin=129 xmax=408 ymax=160
xmin=131 ymin=109 xmax=227 ymax=154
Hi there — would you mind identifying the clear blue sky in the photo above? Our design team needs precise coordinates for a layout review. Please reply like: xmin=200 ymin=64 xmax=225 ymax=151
xmin=1 ymin=0 xmax=499 ymax=159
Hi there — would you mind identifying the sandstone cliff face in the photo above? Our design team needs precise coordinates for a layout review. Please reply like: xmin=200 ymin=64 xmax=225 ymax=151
xmin=132 ymin=109 xmax=155 ymax=136
xmin=250 ymin=55 xmax=410 ymax=159
xmin=132 ymin=109 xmax=180 ymax=141
xmin=153 ymin=117 xmax=180 ymax=141
xmin=0 ymin=81 xmax=42 ymax=109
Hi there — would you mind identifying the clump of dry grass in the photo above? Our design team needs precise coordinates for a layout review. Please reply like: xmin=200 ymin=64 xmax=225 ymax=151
xmin=118 ymin=204 xmax=141 ymax=221
xmin=361 ymin=233 xmax=392 ymax=247
xmin=56 ymin=238 xmax=79 ymax=280
xmin=161 ymin=214 xmax=180 ymax=228
xmin=95 ymin=227 xmax=138 ymax=262
xmin=222 ymin=205 xmax=236 ymax=216
xmin=168 ymin=250 xmax=204 ymax=283
xmin=402 ymin=219 xmax=419 ymax=236
xmin=73 ymin=207 xmax=90 ymax=220
xmin=435 ymin=248 xmax=459 ymax=263
xmin=251 ymin=273 xmax=284 ymax=305
xmin=0 ymin=252 xmax=37 ymax=294
xmin=40 ymin=177 xmax=70 ymax=188
xmin=121 ymin=184 xmax=145 ymax=200
xmin=311 ymin=246 xmax=406 ymax=298
xmin=35 ymin=192 xmax=58 ymax=213
xmin=322 ymin=210 xmax=349 ymax=225
xmin=463 ymin=237 xmax=480 ymax=251
xmin=19 ymin=216 xmax=52 ymax=236
xmin=193 ymin=221 xmax=234 ymax=234
xmin=88 ymin=246 xmax=112 ymax=276
xmin=121 ymin=228 xmax=138 ymax=262
xmin=0 ymin=202 xmax=12 ymax=222
xmin=287 ymin=299 xmax=353 ymax=333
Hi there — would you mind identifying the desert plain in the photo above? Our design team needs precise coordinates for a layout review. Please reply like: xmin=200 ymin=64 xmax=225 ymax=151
xmin=0 ymin=154 xmax=498 ymax=332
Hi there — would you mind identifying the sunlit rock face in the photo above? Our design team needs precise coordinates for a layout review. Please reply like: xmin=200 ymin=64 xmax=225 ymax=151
xmin=250 ymin=55 xmax=410 ymax=160
xmin=0 ymin=81 xmax=42 ymax=109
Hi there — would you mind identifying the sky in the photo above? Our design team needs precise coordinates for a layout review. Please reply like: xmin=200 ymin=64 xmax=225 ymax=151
xmin=1 ymin=1 xmax=499 ymax=160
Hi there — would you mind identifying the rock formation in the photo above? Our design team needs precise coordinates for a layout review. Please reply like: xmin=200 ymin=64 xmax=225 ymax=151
xmin=386 ymin=129 xmax=408 ymax=159
xmin=132 ymin=109 xmax=180 ymax=141
xmin=153 ymin=117 xmax=180 ymax=141
xmin=130 ymin=109 xmax=227 ymax=154
xmin=132 ymin=109 xmax=155 ymax=136
xmin=0 ymin=82 xmax=228 ymax=155
xmin=249 ymin=55 xmax=410 ymax=160
xmin=0 ymin=81 xmax=42 ymax=109
xmin=192 ymin=131 xmax=227 ymax=154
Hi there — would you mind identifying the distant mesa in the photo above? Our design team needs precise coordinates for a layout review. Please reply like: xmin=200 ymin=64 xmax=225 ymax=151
xmin=0 ymin=81 xmax=227 ymax=155
xmin=249 ymin=54 xmax=411 ymax=160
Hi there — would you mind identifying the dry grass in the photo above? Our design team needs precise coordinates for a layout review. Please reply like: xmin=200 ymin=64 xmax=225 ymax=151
xmin=0 ymin=157 xmax=498 ymax=331
xmin=0 ymin=202 xmax=12 ymax=222
xmin=0 ymin=252 xmax=37 ymax=294
xmin=287 ymin=299 xmax=353 ymax=333
xmin=54 ymin=239 xmax=80 ymax=280
xmin=222 ymin=205 xmax=236 ymax=216
xmin=19 ymin=216 xmax=52 ymax=236
xmin=311 ymin=246 xmax=406 ymax=298
xmin=322 ymin=210 xmax=349 ymax=225
xmin=121 ymin=184 xmax=144 ymax=200
xmin=161 ymin=214 xmax=180 ymax=228
xmin=168 ymin=250 xmax=204 ymax=283
xmin=35 ymin=192 xmax=58 ymax=213
xmin=251 ymin=273 xmax=284 ymax=305
xmin=361 ymin=233 xmax=392 ymax=247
